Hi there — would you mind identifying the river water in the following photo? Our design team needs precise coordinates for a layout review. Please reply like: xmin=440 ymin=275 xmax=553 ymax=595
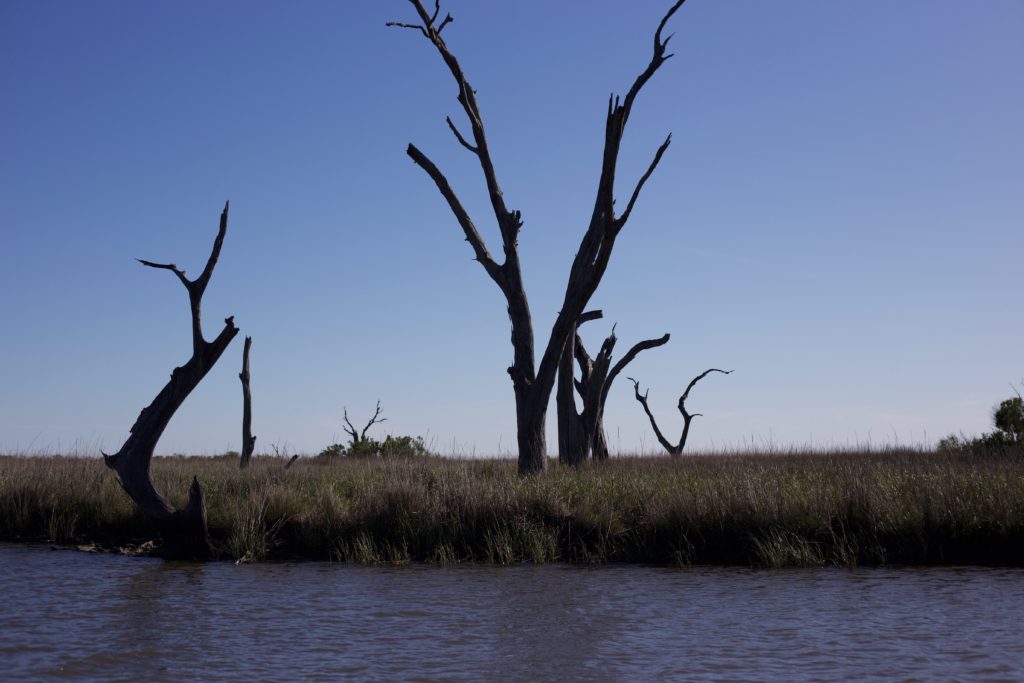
xmin=1 ymin=545 xmax=1022 ymax=682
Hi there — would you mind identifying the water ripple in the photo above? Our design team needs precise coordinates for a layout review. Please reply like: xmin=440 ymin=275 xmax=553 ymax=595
xmin=1 ymin=546 xmax=1023 ymax=681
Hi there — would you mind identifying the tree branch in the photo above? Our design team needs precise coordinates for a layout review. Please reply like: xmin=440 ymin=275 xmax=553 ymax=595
xmin=446 ymin=116 xmax=479 ymax=154
xmin=395 ymin=0 xmax=521 ymax=253
xmin=616 ymin=134 xmax=672 ymax=229
xmin=385 ymin=21 xmax=429 ymax=39
xmin=573 ymin=310 xmax=603 ymax=388
xmin=342 ymin=408 xmax=359 ymax=444
xmin=605 ymin=333 xmax=670 ymax=402
xmin=675 ymin=368 xmax=732 ymax=453
xmin=137 ymin=201 xmax=231 ymax=356
xmin=137 ymin=259 xmax=190 ymax=289
xmin=407 ymin=143 xmax=504 ymax=286
xmin=193 ymin=201 xmax=229 ymax=298
xmin=620 ymin=0 xmax=688 ymax=123
xmin=680 ymin=368 xmax=732 ymax=406
xmin=360 ymin=400 xmax=387 ymax=441
xmin=628 ymin=377 xmax=677 ymax=454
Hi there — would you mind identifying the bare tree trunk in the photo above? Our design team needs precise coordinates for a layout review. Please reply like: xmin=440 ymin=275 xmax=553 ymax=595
xmin=392 ymin=1 xmax=686 ymax=474
xmin=558 ymin=311 xmax=603 ymax=466
xmin=592 ymin=422 xmax=611 ymax=461
xmin=560 ymin=320 xmax=669 ymax=465
xmin=629 ymin=368 xmax=732 ymax=457
xmin=239 ymin=335 xmax=255 ymax=469
xmin=556 ymin=329 xmax=582 ymax=465
xmin=515 ymin=397 xmax=547 ymax=475
xmin=103 ymin=202 xmax=238 ymax=559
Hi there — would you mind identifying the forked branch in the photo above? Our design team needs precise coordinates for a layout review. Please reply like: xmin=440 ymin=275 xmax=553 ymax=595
xmin=629 ymin=368 xmax=731 ymax=457
xmin=138 ymin=202 xmax=229 ymax=355
xmin=343 ymin=401 xmax=387 ymax=446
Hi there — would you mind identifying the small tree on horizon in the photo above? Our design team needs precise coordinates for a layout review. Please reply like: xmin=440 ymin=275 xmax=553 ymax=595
xmin=993 ymin=395 xmax=1024 ymax=442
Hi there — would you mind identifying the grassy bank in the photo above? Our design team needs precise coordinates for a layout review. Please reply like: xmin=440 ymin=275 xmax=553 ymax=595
xmin=2 ymin=448 xmax=1023 ymax=567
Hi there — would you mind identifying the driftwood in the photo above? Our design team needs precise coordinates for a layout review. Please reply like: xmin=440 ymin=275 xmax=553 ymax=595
xmin=558 ymin=312 xmax=669 ymax=465
xmin=239 ymin=335 xmax=255 ymax=469
xmin=391 ymin=0 xmax=686 ymax=474
xmin=629 ymin=369 xmax=732 ymax=457
xmin=103 ymin=203 xmax=238 ymax=559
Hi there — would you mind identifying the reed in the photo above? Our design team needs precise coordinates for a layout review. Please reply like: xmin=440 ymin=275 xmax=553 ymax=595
xmin=2 ymin=446 xmax=1023 ymax=567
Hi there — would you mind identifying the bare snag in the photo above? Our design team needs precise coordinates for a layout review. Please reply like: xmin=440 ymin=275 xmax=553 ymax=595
xmin=103 ymin=203 xmax=239 ymax=559
xmin=391 ymin=0 xmax=688 ymax=474
xmin=629 ymin=369 xmax=733 ymax=457
xmin=558 ymin=311 xmax=670 ymax=465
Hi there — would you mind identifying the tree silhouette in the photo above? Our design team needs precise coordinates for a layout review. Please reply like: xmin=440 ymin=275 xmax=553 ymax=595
xmin=391 ymin=0 xmax=687 ymax=473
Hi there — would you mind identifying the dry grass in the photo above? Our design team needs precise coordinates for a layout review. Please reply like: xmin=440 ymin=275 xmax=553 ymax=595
xmin=2 ymin=446 xmax=1023 ymax=566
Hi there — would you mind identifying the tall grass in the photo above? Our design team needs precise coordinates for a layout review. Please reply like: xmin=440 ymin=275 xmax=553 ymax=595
xmin=2 ymin=446 xmax=1023 ymax=566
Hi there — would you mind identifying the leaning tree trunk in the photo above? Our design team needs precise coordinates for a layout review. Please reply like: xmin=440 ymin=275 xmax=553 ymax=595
xmin=103 ymin=203 xmax=238 ymax=559
xmin=239 ymin=335 xmax=255 ymax=469
xmin=392 ymin=0 xmax=686 ymax=475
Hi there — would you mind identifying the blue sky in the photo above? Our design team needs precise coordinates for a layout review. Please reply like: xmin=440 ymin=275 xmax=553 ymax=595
xmin=2 ymin=1 xmax=1021 ymax=456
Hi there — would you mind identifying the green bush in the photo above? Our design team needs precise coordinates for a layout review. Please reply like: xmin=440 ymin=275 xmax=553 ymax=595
xmin=940 ymin=391 xmax=1024 ymax=451
xmin=994 ymin=397 xmax=1024 ymax=440
xmin=317 ymin=435 xmax=431 ymax=458
xmin=317 ymin=443 xmax=347 ymax=458
xmin=348 ymin=438 xmax=383 ymax=458
xmin=380 ymin=435 xmax=431 ymax=458
xmin=936 ymin=435 xmax=965 ymax=453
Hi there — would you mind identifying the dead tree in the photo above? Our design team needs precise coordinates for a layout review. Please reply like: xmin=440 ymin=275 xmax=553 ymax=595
xmin=103 ymin=202 xmax=239 ymax=559
xmin=239 ymin=336 xmax=256 ymax=469
xmin=343 ymin=401 xmax=387 ymax=454
xmin=629 ymin=369 xmax=732 ymax=457
xmin=390 ymin=0 xmax=686 ymax=474
xmin=558 ymin=312 xmax=669 ymax=466
xmin=557 ymin=310 xmax=604 ymax=466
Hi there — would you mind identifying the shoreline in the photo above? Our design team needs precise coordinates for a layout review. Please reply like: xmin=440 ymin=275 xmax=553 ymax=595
xmin=3 ymin=449 xmax=1023 ymax=567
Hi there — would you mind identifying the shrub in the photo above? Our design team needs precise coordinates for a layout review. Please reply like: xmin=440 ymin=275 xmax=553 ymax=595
xmin=317 ymin=443 xmax=347 ymax=458
xmin=348 ymin=438 xmax=383 ymax=458
xmin=317 ymin=435 xmax=431 ymax=458
xmin=940 ymin=390 xmax=1024 ymax=452
xmin=936 ymin=435 xmax=965 ymax=453
xmin=380 ymin=435 xmax=431 ymax=458
xmin=994 ymin=397 xmax=1024 ymax=441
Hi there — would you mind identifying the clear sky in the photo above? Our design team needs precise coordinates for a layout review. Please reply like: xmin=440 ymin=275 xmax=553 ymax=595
xmin=2 ymin=1 xmax=1021 ymax=456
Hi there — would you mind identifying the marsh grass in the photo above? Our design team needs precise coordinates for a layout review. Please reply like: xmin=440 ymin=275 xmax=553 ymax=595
xmin=2 ymin=446 xmax=1023 ymax=567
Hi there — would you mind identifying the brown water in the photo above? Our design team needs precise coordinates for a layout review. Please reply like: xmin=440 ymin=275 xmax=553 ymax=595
xmin=1 ymin=544 xmax=1022 ymax=681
